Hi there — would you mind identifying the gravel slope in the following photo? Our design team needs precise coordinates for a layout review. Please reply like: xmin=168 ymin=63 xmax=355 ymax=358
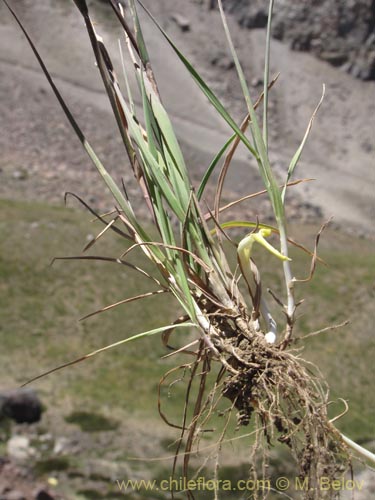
xmin=0 ymin=0 xmax=374 ymax=234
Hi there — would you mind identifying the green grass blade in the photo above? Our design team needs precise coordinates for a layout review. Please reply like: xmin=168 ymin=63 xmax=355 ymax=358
xmin=144 ymin=83 xmax=191 ymax=211
xmin=198 ymin=76 xmax=279 ymax=202
xmin=129 ymin=0 xmax=150 ymax=66
xmin=148 ymin=87 xmax=190 ymax=188
xmin=22 ymin=323 xmax=196 ymax=386
xmin=137 ymin=0 xmax=259 ymax=160
xmin=263 ymin=0 xmax=274 ymax=150
xmin=217 ymin=0 xmax=284 ymax=222
xmin=113 ymin=83 xmax=185 ymax=220
xmin=118 ymin=39 xmax=135 ymax=115
xmin=118 ymin=94 xmax=185 ymax=220
xmin=197 ymin=134 xmax=235 ymax=200
xmin=140 ymin=72 xmax=159 ymax=159
xmin=282 ymin=85 xmax=325 ymax=202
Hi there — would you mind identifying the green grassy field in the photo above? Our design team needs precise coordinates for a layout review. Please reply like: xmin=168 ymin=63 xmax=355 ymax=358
xmin=1 ymin=198 xmax=374 ymax=434
xmin=0 ymin=198 xmax=374 ymax=498
xmin=0 ymin=198 xmax=178 ymax=411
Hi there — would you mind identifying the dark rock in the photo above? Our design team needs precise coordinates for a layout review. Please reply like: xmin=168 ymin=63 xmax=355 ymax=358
xmin=362 ymin=59 xmax=375 ymax=79
xmin=290 ymin=32 xmax=312 ymax=51
xmin=220 ymin=0 xmax=375 ymax=81
xmin=350 ymin=63 xmax=363 ymax=78
xmin=319 ymin=51 xmax=349 ymax=66
xmin=239 ymin=9 xmax=268 ymax=29
xmin=272 ymin=20 xmax=284 ymax=41
xmin=34 ymin=490 xmax=55 ymax=500
xmin=222 ymin=0 xmax=268 ymax=28
xmin=0 ymin=389 xmax=42 ymax=424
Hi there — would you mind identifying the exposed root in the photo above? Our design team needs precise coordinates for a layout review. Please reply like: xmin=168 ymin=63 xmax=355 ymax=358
xmin=221 ymin=332 xmax=350 ymax=497
xmin=161 ymin=309 xmax=352 ymax=500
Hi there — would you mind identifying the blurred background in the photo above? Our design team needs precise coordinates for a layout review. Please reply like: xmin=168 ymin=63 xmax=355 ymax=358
xmin=0 ymin=1 xmax=374 ymax=498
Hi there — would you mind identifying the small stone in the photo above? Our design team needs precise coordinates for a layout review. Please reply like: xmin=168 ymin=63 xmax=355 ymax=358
xmin=3 ymin=491 xmax=26 ymax=500
xmin=0 ymin=388 xmax=43 ymax=424
xmin=319 ymin=51 xmax=348 ymax=67
xmin=251 ymin=77 xmax=263 ymax=87
xmin=361 ymin=140 xmax=373 ymax=153
xmin=53 ymin=437 xmax=69 ymax=455
xmin=7 ymin=436 xmax=35 ymax=463
xmin=210 ymin=53 xmax=234 ymax=70
xmin=350 ymin=63 xmax=362 ymax=79
xmin=35 ymin=490 xmax=55 ymax=500
xmin=12 ymin=169 xmax=28 ymax=181
xmin=239 ymin=9 xmax=268 ymax=29
xmin=170 ymin=13 xmax=190 ymax=32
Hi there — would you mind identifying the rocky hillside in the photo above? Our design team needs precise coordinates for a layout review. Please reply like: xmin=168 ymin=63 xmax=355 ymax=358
xmin=222 ymin=0 xmax=375 ymax=80
xmin=1 ymin=0 xmax=374 ymax=235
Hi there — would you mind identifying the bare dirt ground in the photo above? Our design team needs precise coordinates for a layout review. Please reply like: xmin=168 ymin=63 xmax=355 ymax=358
xmin=1 ymin=0 xmax=374 ymax=234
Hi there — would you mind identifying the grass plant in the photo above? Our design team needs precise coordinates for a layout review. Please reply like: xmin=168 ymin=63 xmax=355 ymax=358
xmin=3 ymin=0 xmax=374 ymax=498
